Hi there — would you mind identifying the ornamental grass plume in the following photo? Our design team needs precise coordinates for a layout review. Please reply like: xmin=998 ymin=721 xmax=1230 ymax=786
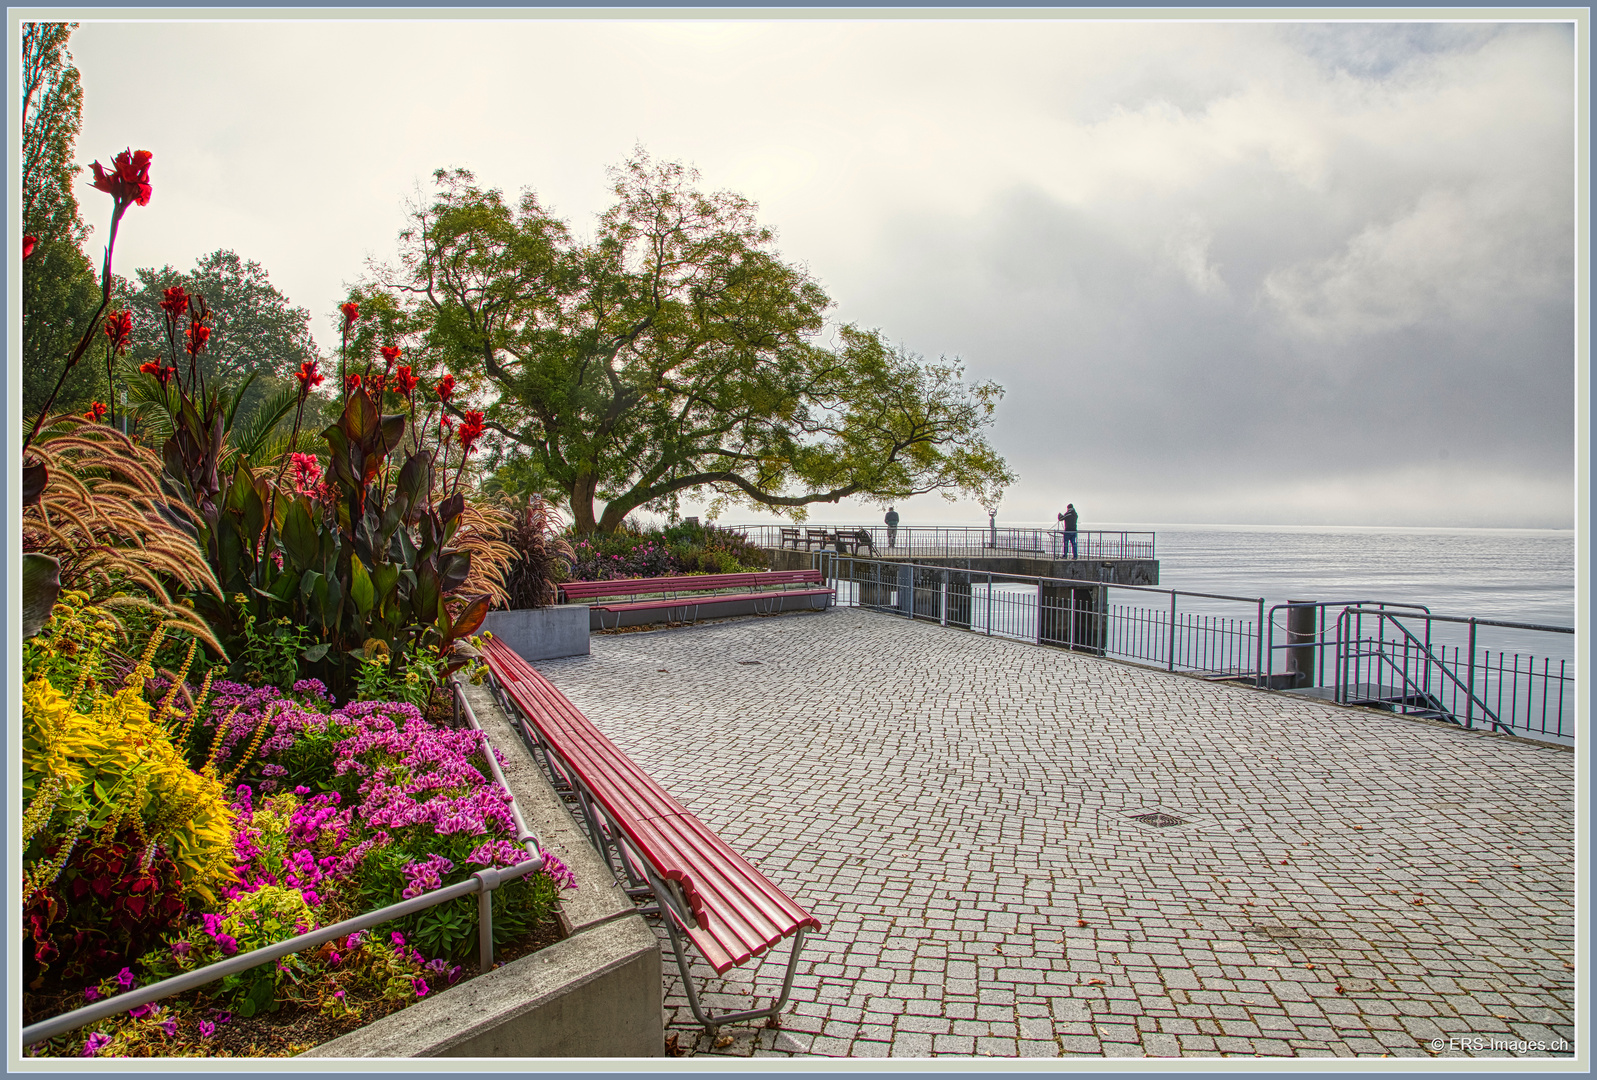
xmin=21 ymin=416 xmax=225 ymax=656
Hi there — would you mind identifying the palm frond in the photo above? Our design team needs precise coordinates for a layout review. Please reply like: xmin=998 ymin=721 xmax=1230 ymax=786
xmin=227 ymin=383 xmax=302 ymax=468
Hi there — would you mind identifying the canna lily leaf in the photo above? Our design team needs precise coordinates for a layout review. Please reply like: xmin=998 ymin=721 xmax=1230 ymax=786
xmin=349 ymin=554 xmax=375 ymax=616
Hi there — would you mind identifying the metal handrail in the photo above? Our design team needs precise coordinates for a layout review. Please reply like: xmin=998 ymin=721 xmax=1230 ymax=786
xmin=1264 ymin=600 xmax=1432 ymax=689
xmin=1336 ymin=607 xmax=1519 ymax=734
xmin=23 ymin=677 xmax=545 ymax=1049
xmin=819 ymin=553 xmax=1265 ymax=679
xmin=731 ymin=524 xmax=1157 ymax=561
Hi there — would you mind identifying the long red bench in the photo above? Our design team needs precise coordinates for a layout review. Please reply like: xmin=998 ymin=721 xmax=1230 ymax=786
xmin=480 ymin=636 xmax=821 ymax=1034
xmin=559 ymin=570 xmax=834 ymax=629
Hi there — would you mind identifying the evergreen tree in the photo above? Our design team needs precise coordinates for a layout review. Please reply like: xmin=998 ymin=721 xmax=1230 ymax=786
xmin=22 ymin=22 xmax=102 ymax=418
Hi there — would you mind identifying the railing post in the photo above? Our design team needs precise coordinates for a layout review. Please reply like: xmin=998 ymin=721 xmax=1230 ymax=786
xmin=475 ymin=868 xmax=501 ymax=975
xmin=1167 ymin=591 xmax=1178 ymax=671
xmin=1255 ymin=598 xmax=1265 ymax=687
xmin=986 ymin=572 xmax=993 ymax=636
xmin=1465 ymin=618 xmax=1477 ymax=728
xmin=1035 ymin=580 xmax=1043 ymax=645
xmin=940 ymin=571 xmax=948 ymax=627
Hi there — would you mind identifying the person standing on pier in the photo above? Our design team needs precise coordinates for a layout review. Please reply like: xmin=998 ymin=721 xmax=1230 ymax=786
xmin=885 ymin=506 xmax=899 ymax=548
xmin=1059 ymin=504 xmax=1078 ymax=558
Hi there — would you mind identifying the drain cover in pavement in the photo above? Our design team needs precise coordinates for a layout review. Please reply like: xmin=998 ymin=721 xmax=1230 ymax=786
xmin=1129 ymin=812 xmax=1187 ymax=827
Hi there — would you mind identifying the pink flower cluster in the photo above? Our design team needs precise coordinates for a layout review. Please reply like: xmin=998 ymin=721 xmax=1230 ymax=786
xmin=287 ymin=452 xmax=333 ymax=503
xmin=400 ymin=854 xmax=453 ymax=900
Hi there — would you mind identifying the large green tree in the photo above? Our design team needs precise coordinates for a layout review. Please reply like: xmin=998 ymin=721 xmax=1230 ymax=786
xmin=121 ymin=249 xmax=320 ymax=385
xmin=114 ymin=250 xmax=324 ymax=466
xmin=117 ymin=249 xmax=322 ymax=436
xmin=373 ymin=153 xmax=1014 ymax=533
xmin=21 ymin=21 xmax=101 ymax=418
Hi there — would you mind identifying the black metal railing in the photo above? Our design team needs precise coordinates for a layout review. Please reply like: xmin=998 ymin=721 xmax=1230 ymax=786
xmin=1336 ymin=607 xmax=1574 ymax=741
xmin=819 ymin=555 xmax=1262 ymax=678
xmin=733 ymin=524 xmax=1156 ymax=561
xmin=1265 ymin=602 xmax=1575 ymax=742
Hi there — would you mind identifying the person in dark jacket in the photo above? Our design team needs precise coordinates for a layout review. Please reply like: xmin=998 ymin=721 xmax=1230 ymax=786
xmin=885 ymin=507 xmax=899 ymax=548
xmin=1058 ymin=504 xmax=1078 ymax=558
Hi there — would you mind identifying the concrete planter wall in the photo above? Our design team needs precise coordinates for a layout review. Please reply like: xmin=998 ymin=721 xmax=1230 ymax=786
xmin=480 ymin=605 xmax=589 ymax=662
xmin=308 ymin=679 xmax=662 ymax=1059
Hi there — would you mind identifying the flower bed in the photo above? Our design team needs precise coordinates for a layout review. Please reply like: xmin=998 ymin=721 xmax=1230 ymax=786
xmin=566 ymin=521 xmax=769 ymax=581
xmin=22 ymin=599 xmax=574 ymax=1058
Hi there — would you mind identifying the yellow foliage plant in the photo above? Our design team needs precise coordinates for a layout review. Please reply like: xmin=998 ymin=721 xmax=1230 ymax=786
xmin=23 ymin=598 xmax=237 ymax=908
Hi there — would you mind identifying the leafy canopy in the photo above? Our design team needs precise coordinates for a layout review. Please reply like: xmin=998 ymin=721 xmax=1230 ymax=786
xmin=372 ymin=152 xmax=1014 ymax=532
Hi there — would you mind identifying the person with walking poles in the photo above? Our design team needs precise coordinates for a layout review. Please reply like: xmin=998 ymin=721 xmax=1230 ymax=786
xmin=884 ymin=506 xmax=900 ymax=549
xmin=1058 ymin=503 xmax=1079 ymax=559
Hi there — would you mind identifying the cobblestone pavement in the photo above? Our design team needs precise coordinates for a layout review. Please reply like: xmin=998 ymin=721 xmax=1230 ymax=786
xmin=534 ymin=608 xmax=1577 ymax=1060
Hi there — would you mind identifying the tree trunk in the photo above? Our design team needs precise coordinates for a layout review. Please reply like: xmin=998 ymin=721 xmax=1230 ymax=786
xmin=596 ymin=497 xmax=638 ymax=535
xmin=569 ymin=474 xmax=599 ymax=535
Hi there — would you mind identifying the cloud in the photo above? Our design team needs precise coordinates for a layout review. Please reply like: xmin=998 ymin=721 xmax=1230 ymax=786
xmin=60 ymin=16 xmax=1576 ymax=529
xmin=1261 ymin=184 xmax=1572 ymax=339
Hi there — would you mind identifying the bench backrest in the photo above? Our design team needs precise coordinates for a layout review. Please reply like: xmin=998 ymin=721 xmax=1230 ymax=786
xmin=559 ymin=573 xmax=756 ymax=602
xmin=559 ymin=569 xmax=822 ymax=603
xmin=480 ymin=636 xmax=821 ymax=971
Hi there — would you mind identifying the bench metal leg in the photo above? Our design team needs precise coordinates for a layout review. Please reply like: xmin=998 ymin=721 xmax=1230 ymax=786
xmin=664 ymin=919 xmax=809 ymax=1037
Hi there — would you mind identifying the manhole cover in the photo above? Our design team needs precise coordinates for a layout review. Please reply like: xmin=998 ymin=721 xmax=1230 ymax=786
xmin=1130 ymin=812 xmax=1186 ymax=827
xmin=737 ymin=660 xmax=763 ymax=665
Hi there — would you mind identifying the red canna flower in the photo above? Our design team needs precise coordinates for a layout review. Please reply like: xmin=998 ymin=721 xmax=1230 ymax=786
xmin=345 ymin=373 xmax=362 ymax=394
xmin=23 ymin=235 xmax=38 ymax=259
xmin=393 ymin=365 xmax=419 ymax=396
xmin=185 ymin=319 xmax=210 ymax=357
xmin=367 ymin=373 xmax=386 ymax=398
xmin=434 ymin=374 xmax=456 ymax=403
xmin=340 ymin=302 xmax=360 ymax=330
xmin=139 ymin=361 xmax=176 ymax=388
xmin=458 ymin=410 xmax=486 ymax=455
xmin=379 ymin=345 xmax=401 ymax=367
xmin=104 ymin=309 xmax=133 ymax=355
xmin=84 ymin=401 xmax=108 ymax=422
xmin=439 ymin=415 xmax=455 ymax=441
xmin=294 ymin=359 xmax=324 ymax=393
xmin=89 ymin=148 xmax=153 ymax=208
xmin=159 ymin=286 xmax=189 ymax=319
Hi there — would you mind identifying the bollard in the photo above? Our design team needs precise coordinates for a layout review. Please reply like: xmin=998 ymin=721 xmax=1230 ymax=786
xmin=1286 ymin=601 xmax=1316 ymax=688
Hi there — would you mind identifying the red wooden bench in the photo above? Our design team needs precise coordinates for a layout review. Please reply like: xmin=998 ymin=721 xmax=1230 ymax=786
xmin=480 ymin=635 xmax=820 ymax=1034
xmin=559 ymin=570 xmax=833 ymax=630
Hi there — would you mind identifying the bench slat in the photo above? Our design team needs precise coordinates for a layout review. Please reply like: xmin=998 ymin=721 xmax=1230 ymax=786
xmin=560 ymin=570 xmax=822 ymax=604
xmin=595 ymin=587 xmax=833 ymax=615
xmin=482 ymin=636 xmax=820 ymax=973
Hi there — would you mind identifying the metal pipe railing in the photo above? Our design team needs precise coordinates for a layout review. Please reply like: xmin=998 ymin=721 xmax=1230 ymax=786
xmin=731 ymin=524 xmax=1157 ymax=561
xmin=22 ymin=856 xmax=544 ymax=1047
xmin=822 ymin=555 xmax=1262 ymax=677
xmin=24 ymin=676 xmax=546 ymax=1049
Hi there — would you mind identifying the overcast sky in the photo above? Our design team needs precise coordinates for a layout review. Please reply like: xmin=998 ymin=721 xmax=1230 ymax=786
xmin=61 ymin=14 xmax=1578 ymax=530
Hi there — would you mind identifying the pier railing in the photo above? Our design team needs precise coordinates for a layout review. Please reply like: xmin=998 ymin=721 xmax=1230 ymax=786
xmin=733 ymin=524 xmax=1156 ymax=561
xmin=1266 ymin=602 xmax=1575 ymax=743
xmin=818 ymin=555 xmax=1261 ymax=678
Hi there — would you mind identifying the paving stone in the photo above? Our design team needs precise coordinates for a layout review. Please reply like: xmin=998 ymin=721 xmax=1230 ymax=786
xmin=536 ymin=609 xmax=1574 ymax=1060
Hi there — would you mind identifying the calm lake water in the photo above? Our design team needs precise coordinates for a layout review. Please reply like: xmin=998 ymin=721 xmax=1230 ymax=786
xmin=882 ymin=522 xmax=1579 ymax=666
